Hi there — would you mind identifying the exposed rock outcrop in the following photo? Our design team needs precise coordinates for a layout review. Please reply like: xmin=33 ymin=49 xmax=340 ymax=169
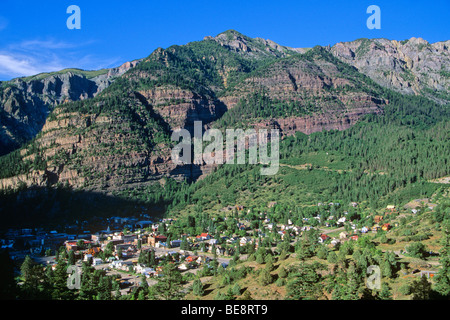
xmin=330 ymin=37 xmax=450 ymax=104
xmin=0 ymin=59 xmax=142 ymax=155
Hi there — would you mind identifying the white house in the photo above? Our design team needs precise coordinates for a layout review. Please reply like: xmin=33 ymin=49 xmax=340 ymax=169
xmin=240 ymin=237 xmax=252 ymax=246
xmin=331 ymin=238 xmax=340 ymax=246
xmin=361 ymin=226 xmax=369 ymax=233
xmin=84 ymin=254 xmax=93 ymax=262
xmin=339 ymin=232 xmax=348 ymax=239
xmin=178 ymin=263 xmax=189 ymax=271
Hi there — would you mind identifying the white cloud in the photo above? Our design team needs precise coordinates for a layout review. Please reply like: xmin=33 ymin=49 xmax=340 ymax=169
xmin=0 ymin=38 xmax=122 ymax=80
xmin=0 ymin=54 xmax=46 ymax=77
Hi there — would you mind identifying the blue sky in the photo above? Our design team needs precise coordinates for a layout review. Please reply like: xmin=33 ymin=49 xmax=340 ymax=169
xmin=0 ymin=0 xmax=449 ymax=80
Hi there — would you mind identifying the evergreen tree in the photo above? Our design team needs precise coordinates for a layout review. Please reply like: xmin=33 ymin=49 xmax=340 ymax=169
xmin=285 ymin=263 xmax=322 ymax=300
xmin=20 ymin=255 xmax=35 ymax=281
xmin=259 ymin=268 xmax=273 ymax=286
xmin=411 ymin=275 xmax=432 ymax=300
xmin=152 ymin=263 xmax=185 ymax=300
xmin=68 ymin=250 xmax=76 ymax=266
xmin=434 ymin=232 xmax=450 ymax=298
xmin=379 ymin=282 xmax=393 ymax=300
xmin=192 ymin=278 xmax=204 ymax=297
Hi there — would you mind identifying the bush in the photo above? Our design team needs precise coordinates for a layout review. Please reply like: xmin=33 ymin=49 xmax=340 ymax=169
xmin=399 ymin=284 xmax=411 ymax=296
xmin=405 ymin=242 xmax=428 ymax=259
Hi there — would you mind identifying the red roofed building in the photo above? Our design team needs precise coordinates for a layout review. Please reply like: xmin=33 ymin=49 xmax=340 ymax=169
xmin=319 ymin=234 xmax=330 ymax=243
xmin=148 ymin=235 xmax=168 ymax=247
xmin=197 ymin=233 xmax=211 ymax=241
xmin=186 ymin=255 xmax=198 ymax=263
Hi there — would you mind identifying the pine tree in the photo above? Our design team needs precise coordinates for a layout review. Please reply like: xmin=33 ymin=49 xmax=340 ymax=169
xmin=379 ymin=282 xmax=393 ymax=300
xmin=192 ymin=278 xmax=204 ymax=296
xmin=68 ymin=250 xmax=76 ymax=266
xmin=20 ymin=255 xmax=35 ymax=281
xmin=434 ymin=232 xmax=450 ymax=298
xmin=231 ymin=282 xmax=241 ymax=296
xmin=259 ymin=269 xmax=273 ymax=286
xmin=278 ymin=266 xmax=287 ymax=279
xmin=411 ymin=275 xmax=432 ymax=300
xmin=152 ymin=263 xmax=185 ymax=300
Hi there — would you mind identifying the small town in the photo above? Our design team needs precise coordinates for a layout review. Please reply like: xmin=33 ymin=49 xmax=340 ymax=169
xmin=2 ymin=199 xmax=443 ymax=298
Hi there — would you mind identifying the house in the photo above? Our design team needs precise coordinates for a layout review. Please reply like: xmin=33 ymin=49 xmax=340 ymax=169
xmin=374 ymin=215 xmax=384 ymax=223
xmin=226 ymin=237 xmax=238 ymax=244
xmin=382 ymin=223 xmax=391 ymax=231
xmin=178 ymin=263 xmax=189 ymax=271
xmin=331 ymin=238 xmax=340 ymax=247
xmin=318 ymin=234 xmax=330 ymax=243
xmin=386 ymin=205 xmax=396 ymax=212
xmin=86 ymin=246 xmax=101 ymax=256
xmin=186 ymin=255 xmax=198 ymax=263
xmin=197 ymin=233 xmax=211 ymax=241
xmin=337 ymin=217 xmax=346 ymax=225
xmin=339 ymin=232 xmax=348 ymax=239
xmin=350 ymin=235 xmax=359 ymax=241
xmin=237 ymin=223 xmax=247 ymax=231
xmin=268 ymin=201 xmax=277 ymax=208
xmin=92 ymin=258 xmax=103 ymax=266
xmin=148 ymin=235 xmax=167 ymax=247
xmin=109 ymin=260 xmax=133 ymax=271
xmin=123 ymin=234 xmax=138 ymax=243
xmin=65 ymin=241 xmax=78 ymax=251
xmin=216 ymin=246 xmax=226 ymax=256
xmin=239 ymin=237 xmax=252 ymax=246
xmin=91 ymin=234 xmax=105 ymax=243
xmin=170 ymin=239 xmax=182 ymax=247
xmin=372 ymin=225 xmax=380 ymax=233
xmin=361 ymin=226 xmax=369 ymax=234
xmin=84 ymin=254 xmax=93 ymax=262
xmin=143 ymin=270 xmax=156 ymax=278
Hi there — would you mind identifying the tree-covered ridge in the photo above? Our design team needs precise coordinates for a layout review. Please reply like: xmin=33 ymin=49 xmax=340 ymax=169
xmin=0 ymin=90 xmax=173 ymax=183
xmin=119 ymin=38 xmax=280 ymax=96
xmin=0 ymin=30 xmax=448 ymax=217
xmin=167 ymin=85 xmax=450 ymax=215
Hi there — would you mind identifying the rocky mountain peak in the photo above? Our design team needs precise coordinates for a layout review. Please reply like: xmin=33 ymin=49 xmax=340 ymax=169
xmin=330 ymin=37 xmax=450 ymax=103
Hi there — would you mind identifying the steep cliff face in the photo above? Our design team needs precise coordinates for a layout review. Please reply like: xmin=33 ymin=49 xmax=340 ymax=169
xmin=215 ymin=46 xmax=388 ymax=135
xmin=0 ymin=59 xmax=141 ymax=155
xmin=330 ymin=37 xmax=450 ymax=104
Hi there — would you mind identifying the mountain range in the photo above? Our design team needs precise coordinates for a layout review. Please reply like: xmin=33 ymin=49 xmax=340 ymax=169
xmin=0 ymin=30 xmax=449 ymax=227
